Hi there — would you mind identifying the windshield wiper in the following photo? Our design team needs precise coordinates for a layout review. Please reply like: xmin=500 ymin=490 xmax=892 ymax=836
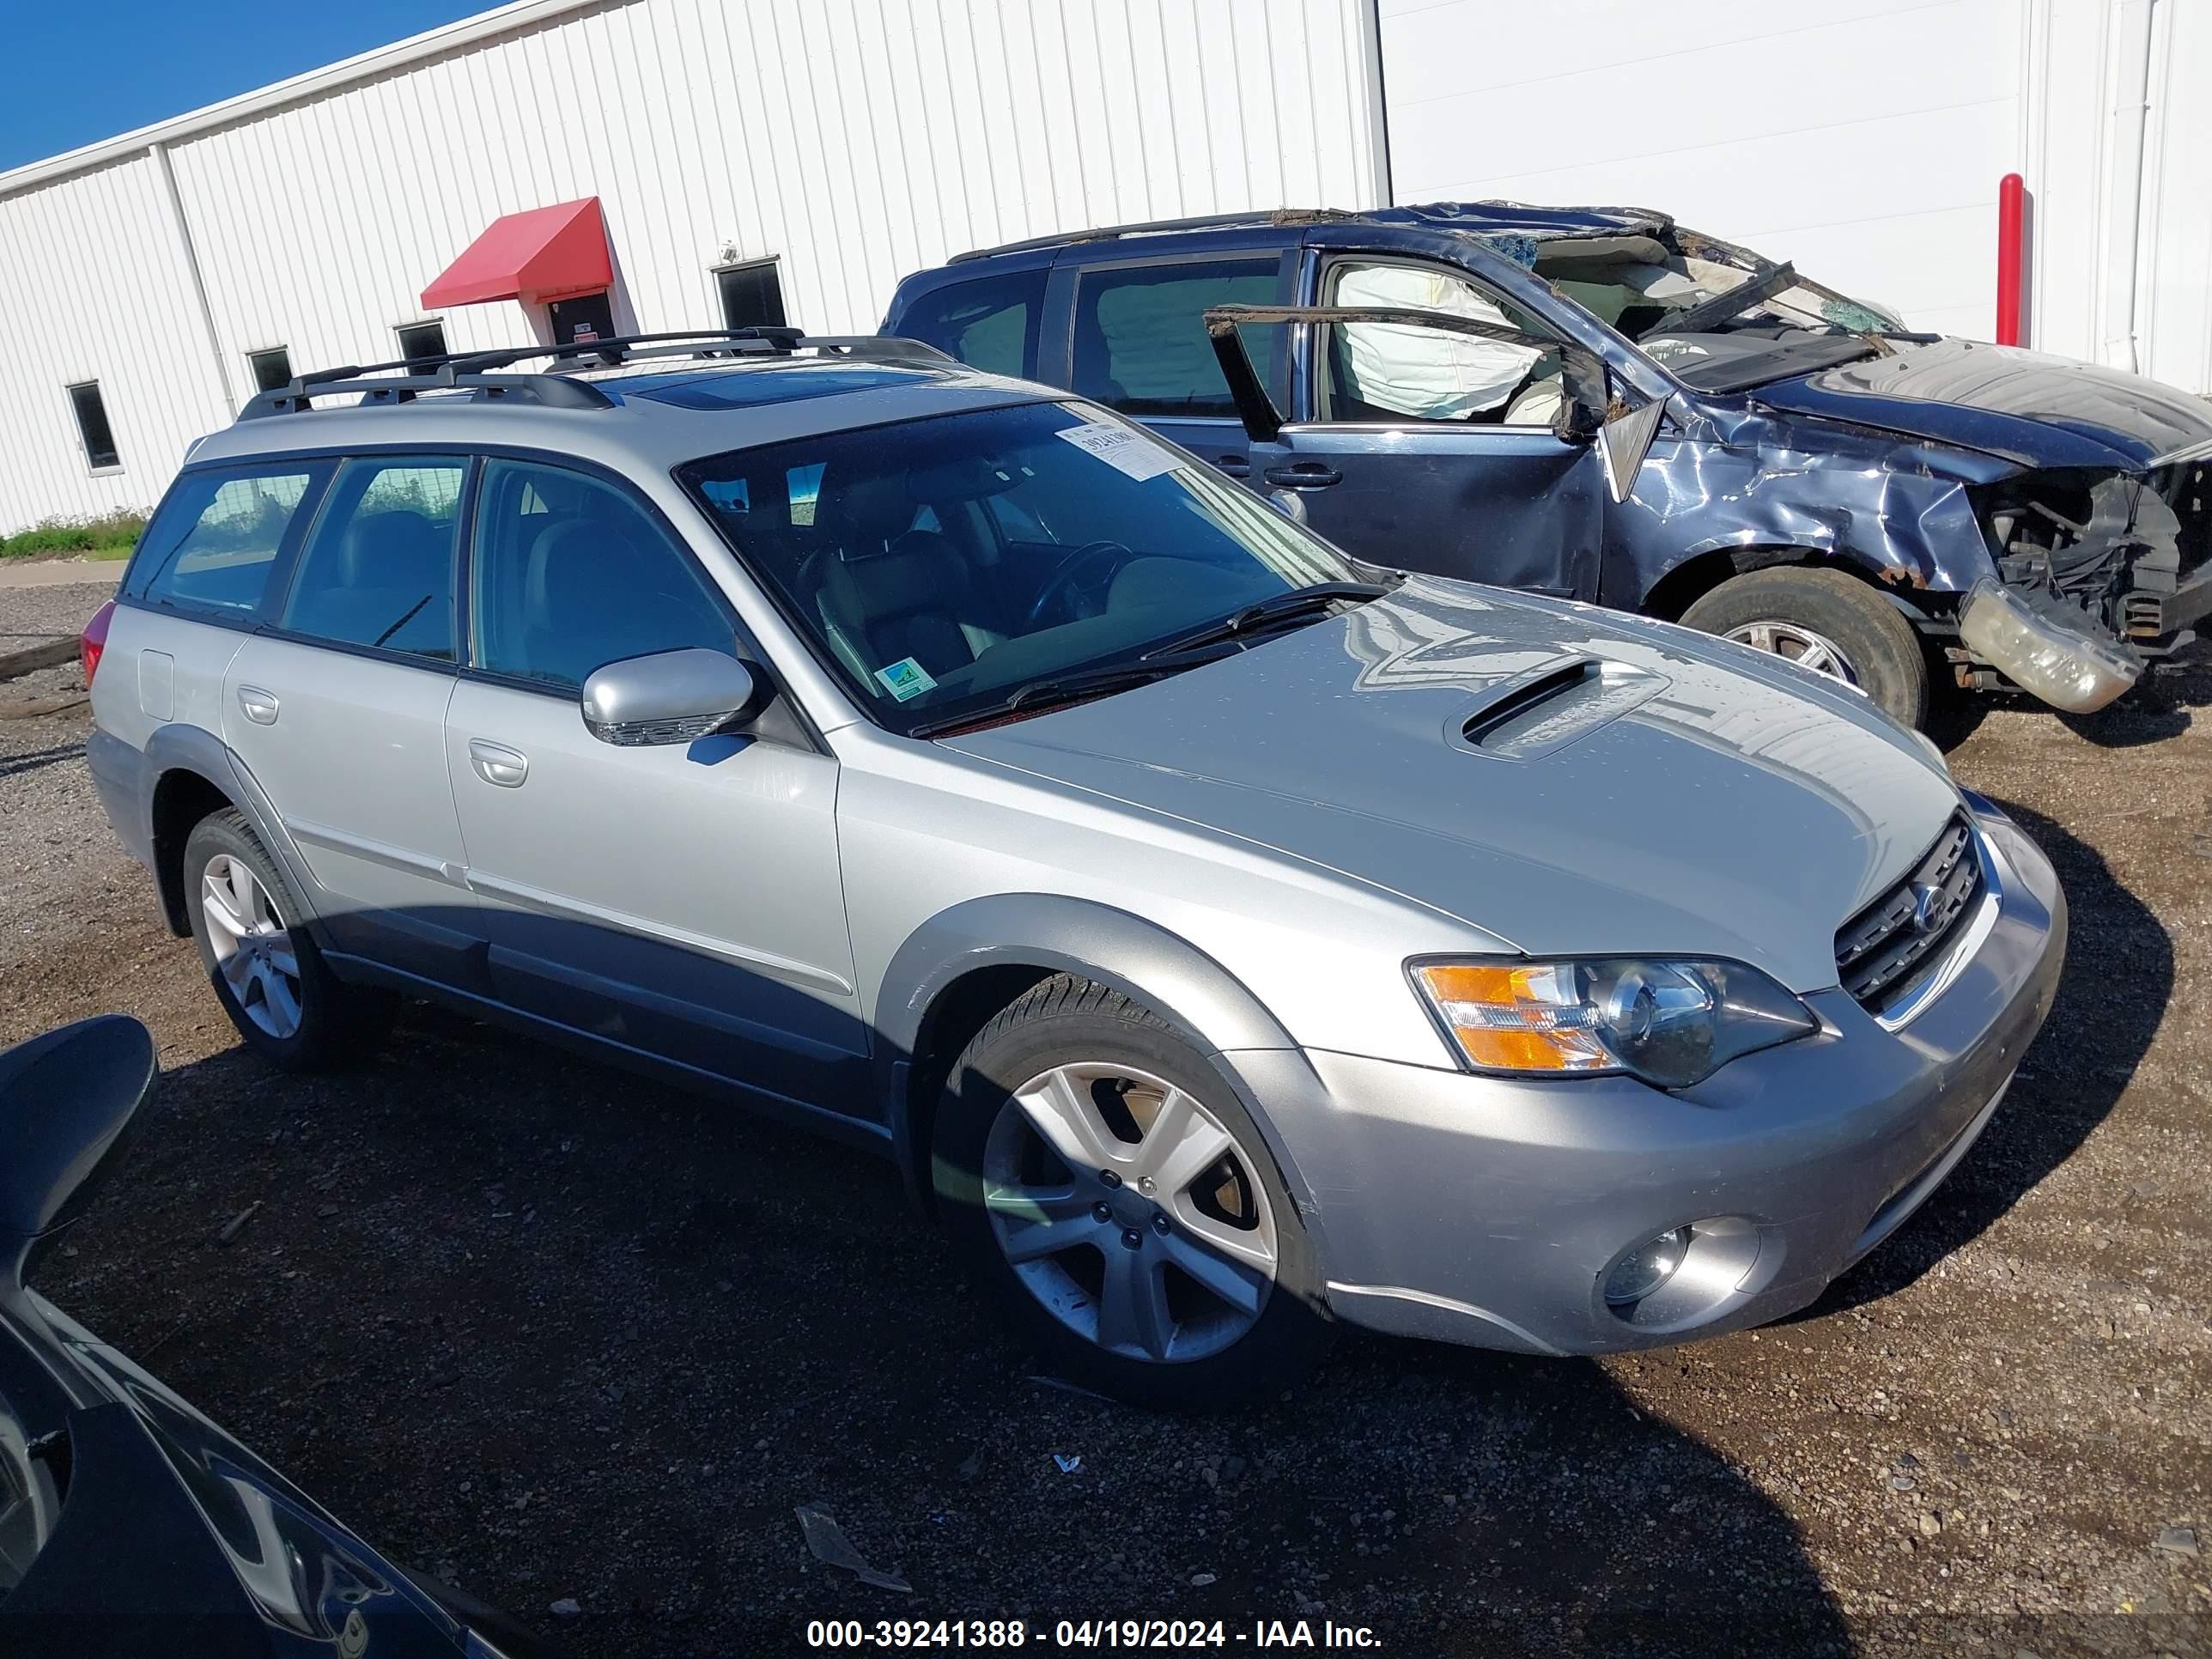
xmin=1140 ymin=580 xmax=1396 ymax=660
xmin=910 ymin=652 xmax=1231 ymax=738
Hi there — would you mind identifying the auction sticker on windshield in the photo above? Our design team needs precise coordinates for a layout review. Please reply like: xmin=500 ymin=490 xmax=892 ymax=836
xmin=1054 ymin=422 xmax=1182 ymax=482
xmin=876 ymin=657 xmax=939 ymax=702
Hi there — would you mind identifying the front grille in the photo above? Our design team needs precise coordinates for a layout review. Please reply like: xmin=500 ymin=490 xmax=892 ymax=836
xmin=1835 ymin=814 xmax=1983 ymax=1013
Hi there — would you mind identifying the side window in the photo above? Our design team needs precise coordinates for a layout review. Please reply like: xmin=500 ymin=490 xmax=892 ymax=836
xmin=471 ymin=459 xmax=734 ymax=690
xmin=896 ymin=269 xmax=1046 ymax=380
xmin=131 ymin=465 xmax=324 ymax=617
xmin=281 ymin=457 xmax=463 ymax=659
xmin=1322 ymin=260 xmax=1560 ymax=427
xmin=1070 ymin=258 xmax=1279 ymax=417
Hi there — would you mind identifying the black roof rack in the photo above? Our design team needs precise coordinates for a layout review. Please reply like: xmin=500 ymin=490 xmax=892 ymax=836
xmin=949 ymin=207 xmax=1358 ymax=264
xmin=238 ymin=328 xmax=954 ymax=421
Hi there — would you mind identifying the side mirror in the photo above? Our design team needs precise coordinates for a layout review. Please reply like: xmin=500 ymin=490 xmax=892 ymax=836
xmin=581 ymin=647 xmax=758 ymax=746
xmin=0 ymin=1016 xmax=156 ymax=1287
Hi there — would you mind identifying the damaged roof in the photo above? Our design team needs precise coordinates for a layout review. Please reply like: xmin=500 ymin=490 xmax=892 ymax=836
xmin=949 ymin=201 xmax=1674 ymax=264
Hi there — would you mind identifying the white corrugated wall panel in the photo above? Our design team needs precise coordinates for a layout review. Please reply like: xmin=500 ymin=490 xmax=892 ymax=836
xmin=1 ymin=0 xmax=1376 ymax=532
xmin=0 ymin=155 xmax=228 ymax=532
xmin=1377 ymin=0 xmax=2025 ymax=342
xmin=171 ymin=0 xmax=1375 ymax=363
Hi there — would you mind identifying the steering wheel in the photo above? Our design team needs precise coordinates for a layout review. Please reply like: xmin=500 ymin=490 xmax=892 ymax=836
xmin=1024 ymin=539 xmax=1133 ymax=629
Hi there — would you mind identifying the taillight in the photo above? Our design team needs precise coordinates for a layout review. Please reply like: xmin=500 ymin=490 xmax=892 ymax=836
xmin=81 ymin=599 xmax=115 ymax=688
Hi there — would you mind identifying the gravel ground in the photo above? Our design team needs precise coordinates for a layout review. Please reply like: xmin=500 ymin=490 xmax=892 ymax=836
xmin=3 ymin=578 xmax=2207 ymax=1657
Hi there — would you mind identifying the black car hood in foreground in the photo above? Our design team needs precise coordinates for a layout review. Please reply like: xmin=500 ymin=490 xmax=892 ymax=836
xmin=3 ymin=1296 xmax=474 ymax=1658
xmin=1753 ymin=337 xmax=2212 ymax=470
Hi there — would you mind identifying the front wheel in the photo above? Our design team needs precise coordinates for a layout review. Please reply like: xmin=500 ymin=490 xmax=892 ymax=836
xmin=1679 ymin=566 xmax=1929 ymax=727
xmin=933 ymin=975 xmax=1331 ymax=1410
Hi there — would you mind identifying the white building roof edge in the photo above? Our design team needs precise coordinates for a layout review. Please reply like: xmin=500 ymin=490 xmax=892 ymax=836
xmin=0 ymin=0 xmax=599 ymax=198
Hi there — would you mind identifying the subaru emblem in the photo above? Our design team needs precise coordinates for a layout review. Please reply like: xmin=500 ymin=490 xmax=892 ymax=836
xmin=1909 ymin=883 xmax=1945 ymax=935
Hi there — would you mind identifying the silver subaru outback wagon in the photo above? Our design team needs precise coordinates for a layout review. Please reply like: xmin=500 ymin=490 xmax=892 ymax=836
xmin=86 ymin=330 xmax=2064 ymax=1408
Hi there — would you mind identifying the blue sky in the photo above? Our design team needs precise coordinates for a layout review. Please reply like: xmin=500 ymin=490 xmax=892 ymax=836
xmin=1 ymin=2 xmax=487 ymax=171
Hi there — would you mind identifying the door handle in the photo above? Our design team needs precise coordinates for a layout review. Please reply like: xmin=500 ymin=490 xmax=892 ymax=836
xmin=1212 ymin=455 xmax=1251 ymax=479
xmin=467 ymin=738 xmax=529 ymax=788
xmin=1261 ymin=462 xmax=1342 ymax=489
xmin=235 ymin=685 xmax=279 ymax=726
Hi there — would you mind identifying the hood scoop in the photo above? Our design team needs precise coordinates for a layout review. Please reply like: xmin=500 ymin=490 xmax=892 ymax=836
xmin=1451 ymin=653 xmax=1668 ymax=761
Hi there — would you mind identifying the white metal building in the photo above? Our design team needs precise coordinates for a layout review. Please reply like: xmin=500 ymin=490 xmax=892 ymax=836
xmin=0 ymin=0 xmax=2203 ymax=535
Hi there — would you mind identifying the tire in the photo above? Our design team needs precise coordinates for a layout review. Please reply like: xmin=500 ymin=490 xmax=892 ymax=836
xmin=1679 ymin=566 xmax=1929 ymax=728
xmin=933 ymin=975 xmax=1331 ymax=1411
xmin=182 ymin=808 xmax=397 ymax=1071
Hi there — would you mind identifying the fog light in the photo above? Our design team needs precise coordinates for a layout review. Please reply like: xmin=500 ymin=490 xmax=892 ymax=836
xmin=1603 ymin=1226 xmax=1692 ymax=1306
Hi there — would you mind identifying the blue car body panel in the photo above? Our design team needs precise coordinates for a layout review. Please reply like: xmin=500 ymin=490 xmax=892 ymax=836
xmin=884 ymin=202 xmax=2212 ymax=681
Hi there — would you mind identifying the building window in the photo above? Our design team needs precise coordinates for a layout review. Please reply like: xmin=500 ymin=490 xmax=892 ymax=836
xmin=715 ymin=260 xmax=787 ymax=331
xmin=66 ymin=381 xmax=121 ymax=471
xmin=246 ymin=347 xmax=294 ymax=393
xmin=395 ymin=321 xmax=448 ymax=366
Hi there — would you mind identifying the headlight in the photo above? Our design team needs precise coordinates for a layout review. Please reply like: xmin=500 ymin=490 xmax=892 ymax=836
xmin=1410 ymin=957 xmax=1818 ymax=1088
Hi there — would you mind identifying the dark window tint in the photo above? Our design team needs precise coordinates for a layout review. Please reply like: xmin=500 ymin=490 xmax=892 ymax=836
xmin=896 ymin=269 xmax=1045 ymax=379
xmin=716 ymin=261 xmax=787 ymax=331
xmin=67 ymin=381 xmax=120 ymax=469
xmin=471 ymin=459 xmax=732 ymax=689
xmin=246 ymin=347 xmax=293 ymax=392
xmin=132 ymin=465 xmax=324 ymax=615
xmin=281 ymin=457 xmax=462 ymax=659
xmin=1070 ymin=258 xmax=1278 ymax=417
xmin=396 ymin=321 xmax=448 ymax=365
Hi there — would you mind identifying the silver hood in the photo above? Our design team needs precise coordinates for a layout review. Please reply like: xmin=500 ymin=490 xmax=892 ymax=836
xmin=945 ymin=580 xmax=1963 ymax=994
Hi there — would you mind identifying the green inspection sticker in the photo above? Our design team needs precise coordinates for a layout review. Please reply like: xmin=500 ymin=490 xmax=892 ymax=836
xmin=874 ymin=656 xmax=938 ymax=702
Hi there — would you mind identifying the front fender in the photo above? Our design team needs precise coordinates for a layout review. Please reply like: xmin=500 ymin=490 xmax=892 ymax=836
xmin=876 ymin=894 xmax=1322 ymax=1218
xmin=1614 ymin=403 xmax=2017 ymax=607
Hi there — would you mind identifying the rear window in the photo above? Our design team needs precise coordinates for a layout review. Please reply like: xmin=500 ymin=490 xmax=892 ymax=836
xmin=1071 ymin=258 xmax=1279 ymax=418
xmin=895 ymin=268 xmax=1047 ymax=380
xmin=128 ymin=464 xmax=328 ymax=617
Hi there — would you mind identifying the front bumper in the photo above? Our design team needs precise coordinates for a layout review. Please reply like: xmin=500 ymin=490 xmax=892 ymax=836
xmin=1245 ymin=798 xmax=2065 ymax=1357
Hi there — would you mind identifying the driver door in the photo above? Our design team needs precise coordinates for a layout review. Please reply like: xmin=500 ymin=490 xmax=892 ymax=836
xmin=445 ymin=457 xmax=866 ymax=1115
xmin=1216 ymin=258 xmax=1614 ymax=599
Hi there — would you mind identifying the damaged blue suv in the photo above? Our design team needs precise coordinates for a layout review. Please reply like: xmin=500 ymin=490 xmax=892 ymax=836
xmin=884 ymin=202 xmax=2212 ymax=726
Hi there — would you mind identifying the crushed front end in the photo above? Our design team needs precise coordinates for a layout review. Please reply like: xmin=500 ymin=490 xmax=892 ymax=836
xmin=1960 ymin=445 xmax=2212 ymax=709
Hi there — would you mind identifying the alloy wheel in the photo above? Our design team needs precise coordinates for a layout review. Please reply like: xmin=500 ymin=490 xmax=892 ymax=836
xmin=982 ymin=1062 xmax=1277 ymax=1364
xmin=200 ymin=854 xmax=303 ymax=1039
xmin=1723 ymin=617 xmax=1865 ymax=690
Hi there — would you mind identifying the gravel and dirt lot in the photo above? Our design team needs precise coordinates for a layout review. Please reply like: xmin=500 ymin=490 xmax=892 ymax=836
xmin=3 ymin=574 xmax=2207 ymax=1657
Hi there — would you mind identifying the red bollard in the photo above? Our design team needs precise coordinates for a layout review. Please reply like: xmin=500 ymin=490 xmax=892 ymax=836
xmin=1996 ymin=173 xmax=2025 ymax=346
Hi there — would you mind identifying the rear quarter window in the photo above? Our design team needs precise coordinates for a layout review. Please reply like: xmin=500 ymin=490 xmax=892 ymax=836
xmin=128 ymin=463 xmax=328 ymax=618
xmin=894 ymin=268 xmax=1046 ymax=380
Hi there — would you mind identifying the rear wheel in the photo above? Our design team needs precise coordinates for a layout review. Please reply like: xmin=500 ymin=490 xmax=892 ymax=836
xmin=933 ymin=975 xmax=1330 ymax=1410
xmin=183 ymin=809 xmax=396 ymax=1070
xmin=1680 ymin=566 xmax=1929 ymax=727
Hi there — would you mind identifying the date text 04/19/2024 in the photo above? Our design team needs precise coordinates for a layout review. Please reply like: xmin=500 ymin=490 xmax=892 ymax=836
xmin=804 ymin=1619 xmax=1384 ymax=1648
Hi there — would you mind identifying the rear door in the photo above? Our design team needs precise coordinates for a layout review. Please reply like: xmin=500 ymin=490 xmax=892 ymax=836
xmin=1046 ymin=246 xmax=1295 ymax=489
xmin=221 ymin=453 xmax=483 ymax=985
xmin=1233 ymin=252 xmax=1612 ymax=599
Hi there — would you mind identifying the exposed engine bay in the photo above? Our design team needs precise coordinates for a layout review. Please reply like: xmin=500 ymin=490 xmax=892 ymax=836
xmin=1961 ymin=459 xmax=2212 ymax=706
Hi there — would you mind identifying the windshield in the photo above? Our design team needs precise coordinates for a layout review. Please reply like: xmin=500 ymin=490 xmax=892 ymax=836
xmin=1527 ymin=229 xmax=1905 ymax=392
xmin=678 ymin=400 xmax=1363 ymax=734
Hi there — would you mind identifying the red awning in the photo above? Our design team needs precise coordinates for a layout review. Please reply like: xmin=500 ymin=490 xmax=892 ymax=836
xmin=420 ymin=198 xmax=613 ymax=309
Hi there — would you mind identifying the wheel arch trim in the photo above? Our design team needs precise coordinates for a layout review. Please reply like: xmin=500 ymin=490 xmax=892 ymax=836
xmin=143 ymin=724 xmax=325 ymax=935
xmin=877 ymin=895 xmax=1324 ymax=1220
